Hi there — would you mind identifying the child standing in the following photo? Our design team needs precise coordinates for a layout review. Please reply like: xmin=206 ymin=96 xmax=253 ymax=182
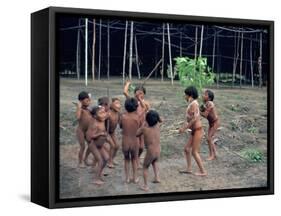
xmin=136 ymin=110 xmax=162 ymax=191
xmin=200 ymin=90 xmax=220 ymax=160
xmin=179 ymin=86 xmax=207 ymax=176
xmin=75 ymin=91 xmax=92 ymax=168
xmin=120 ymin=97 xmax=141 ymax=183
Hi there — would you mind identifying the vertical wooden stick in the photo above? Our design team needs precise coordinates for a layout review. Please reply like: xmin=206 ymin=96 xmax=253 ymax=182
xmin=134 ymin=35 xmax=141 ymax=79
xmin=92 ymin=19 xmax=96 ymax=82
xmin=129 ymin=21 xmax=134 ymax=80
xmin=167 ymin=23 xmax=173 ymax=85
xmin=107 ymin=20 xmax=110 ymax=80
xmin=161 ymin=23 xmax=165 ymax=82
xmin=259 ymin=32 xmax=263 ymax=88
xmin=98 ymin=19 xmax=102 ymax=80
xmin=122 ymin=21 xmax=128 ymax=85
xmin=239 ymin=32 xmax=244 ymax=88
xmin=250 ymin=35 xmax=254 ymax=87
xmin=76 ymin=22 xmax=80 ymax=80
xmin=85 ymin=18 xmax=88 ymax=86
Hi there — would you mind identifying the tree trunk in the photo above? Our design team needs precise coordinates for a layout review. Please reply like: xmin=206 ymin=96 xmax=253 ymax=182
xmin=85 ymin=18 xmax=88 ymax=86
xmin=161 ymin=23 xmax=165 ymax=82
xmin=128 ymin=21 xmax=134 ymax=80
xmin=122 ymin=21 xmax=128 ymax=85
xmin=134 ymin=35 xmax=141 ymax=79
xmin=98 ymin=19 xmax=102 ymax=80
xmin=167 ymin=23 xmax=173 ymax=85
xmin=76 ymin=26 xmax=80 ymax=80
xmin=250 ymin=36 xmax=254 ymax=87
xmin=259 ymin=32 xmax=263 ymax=88
xmin=239 ymin=32 xmax=244 ymax=88
xmin=91 ymin=19 xmax=96 ymax=82
xmin=107 ymin=21 xmax=110 ymax=80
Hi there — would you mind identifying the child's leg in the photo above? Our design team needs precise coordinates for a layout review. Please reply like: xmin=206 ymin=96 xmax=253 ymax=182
xmin=111 ymin=133 xmax=119 ymax=164
xmin=88 ymin=142 xmax=104 ymax=184
xmin=152 ymin=160 xmax=160 ymax=183
xmin=179 ymin=137 xmax=193 ymax=173
xmin=76 ymin=128 xmax=86 ymax=167
xmin=100 ymin=146 xmax=110 ymax=174
xmin=192 ymin=130 xmax=207 ymax=176
xmin=132 ymin=150 xmax=139 ymax=183
xmin=123 ymin=150 xmax=130 ymax=183
xmin=140 ymin=167 xmax=149 ymax=191
xmin=137 ymin=136 xmax=144 ymax=168
xmin=84 ymin=146 xmax=92 ymax=166
xmin=107 ymin=135 xmax=115 ymax=168
xmin=207 ymin=126 xmax=217 ymax=160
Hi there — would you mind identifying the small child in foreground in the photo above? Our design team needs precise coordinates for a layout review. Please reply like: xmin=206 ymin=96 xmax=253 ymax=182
xmin=136 ymin=110 xmax=162 ymax=191
xmin=120 ymin=97 xmax=141 ymax=183
xmin=200 ymin=90 xmax=220 ymax=160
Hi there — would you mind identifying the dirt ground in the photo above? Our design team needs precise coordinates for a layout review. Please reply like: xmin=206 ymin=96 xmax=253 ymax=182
xmin=59 ymin=78 xmax=268 ymax=199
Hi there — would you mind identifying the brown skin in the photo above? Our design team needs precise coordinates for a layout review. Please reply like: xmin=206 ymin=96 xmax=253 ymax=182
xmin=120 ymin=111 xmax=141 ymax=183
xmin=136 ymin=123 xmax=161 ymax=191
xmin=179 ymin=95 xmax=207 ymax=176
xmin=86 ymin=108 xmax=109 ymax=185
xmin=123 ymin=80 xmax=150 ymax=168
xmin=107 ymin=99 xmax=121 ymax=168
xmin=75 ymin=98 xmax=92 ymax=167
xmin=200 ymin=91 xmax=220 ymax=160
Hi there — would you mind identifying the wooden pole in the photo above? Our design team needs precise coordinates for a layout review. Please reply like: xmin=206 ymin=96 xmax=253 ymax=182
xmin=232 ymin=32 xmax=237 ymax=87
xmin=161 ymin=23 xmax=165 ymax=82
xmin=76 ymin=25 xmax=80 ymax=80
xmin=212 ymin=30 xmax=217 ymax=87
xmin=129 ymin=21 xmax=134 ymax=80
xmin=194 ymin=26 xmax=198 ymax=59
xmin=239 ymin=32 xmax=244 ymax=88
xmin=85 ymin=18 xmax=88 ymax=86
xmin=92 ymin=19 xmax=96 ymax=82
xmin=98 ymin=19 xmax=102 ymax=80
xmin=250 ymin=36 xmax=254 ymax=87
xmin=122 ymin=21 xmax=128 ymax=85
xmin=107 ymin=21 xmax=110 ymax=80
xmin=180 ymin=32 xmax=182 ymax=57
xmin=167 ymin=23 xmax=173 ymax=85
xmin=134 ymin=35 xmax=141 ymax=79
xmin=259 ymin=32 xmax=263 ymax=88
xmin=199 ymin=25 xmax=204 ymax=58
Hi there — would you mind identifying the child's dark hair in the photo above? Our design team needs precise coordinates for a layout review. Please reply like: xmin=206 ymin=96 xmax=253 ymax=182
xmin=124 ymin=97 xmax=138 ymax=113
xmin=146 ymin=110 xmax=160 ymax=127
xmin=205 ymin=90 xmax=214 ymax=101
xmin=134 ymin=84 xmax=146 ymax=95
xmin=78 ymin=91 xmax=90 ymax=101
xmin=184 ymin=86 xmax=198 ymax=99
xmin=98 ymin=97 xmax=109 ymax=106
xmin=112 ymin=97 xmax=120 ymax=103
xmin=90 ymin=106 xmax=102 ymax=117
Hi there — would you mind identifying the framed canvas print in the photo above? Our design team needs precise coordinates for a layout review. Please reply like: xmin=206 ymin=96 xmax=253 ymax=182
xmin=31 ymin=6 xmax=274 ymax=208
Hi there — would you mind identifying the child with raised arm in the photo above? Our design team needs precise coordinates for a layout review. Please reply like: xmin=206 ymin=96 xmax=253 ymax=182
xmin=120 ymin=97 xmax=141 ymax=183
xmin=86 ymin=106 xmax=109 ymax=185
xmin=178 ymin=86 xmax=207 ymax=176
xmin=200 ymin=90 xmax=220 ymax=160
xmin=75 ymin=91 xmax=92 ymax=168
xmin=123 ymin=80 xmax=150 ymax=167
xmin=136 ymin=110 xmax=162 ymax=191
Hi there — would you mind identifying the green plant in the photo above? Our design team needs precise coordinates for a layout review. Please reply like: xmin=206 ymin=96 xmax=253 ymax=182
xmin=241 ymin=148 xmax=264 ymax=162
xmin=174 ymin=57 xmax=215 ymax=92
xmin=247 ymin=126 xmax=258 ymax=133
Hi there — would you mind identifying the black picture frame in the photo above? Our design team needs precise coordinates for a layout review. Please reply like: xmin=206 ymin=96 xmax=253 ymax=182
xmin=31 ymin=6 xmax=274 ymax=209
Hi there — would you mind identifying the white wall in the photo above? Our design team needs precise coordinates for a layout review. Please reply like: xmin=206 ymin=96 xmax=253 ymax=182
xmin=0 ymin=0 xmax=279 ymax=215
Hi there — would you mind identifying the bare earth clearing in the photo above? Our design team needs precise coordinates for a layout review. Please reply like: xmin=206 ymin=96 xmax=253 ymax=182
xmin=59 ymin=78 xmax=267 ymax=199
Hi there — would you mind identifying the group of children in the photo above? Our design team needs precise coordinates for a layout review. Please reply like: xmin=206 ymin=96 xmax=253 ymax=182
xmin=74 ymin=81 xmax=219 ymax=191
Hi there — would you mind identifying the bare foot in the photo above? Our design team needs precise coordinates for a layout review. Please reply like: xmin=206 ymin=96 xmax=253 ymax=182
xmin=78 ymin=163 xmax=86 ymax=168
xmin=152 ymin=179 xmax=161 ymax=183
xmin=93 ymin=179 xmax=105 ymax=185
xmin=206 ymin=156 xmax=216 ymax=161
xmin=126 ymin=178 xmax=130 ymax=184
xmin=179 ymin=169 xmax=193 ymax=174
xmin=132 ymin=178 xmax=139 ymax=184
xmin=194 ymin=172 xmax=207 ymax=176
xmin=140 ymin=185 xmax=149 ymax=191
xmin=107 ymin=163 xmax=115 ymax=169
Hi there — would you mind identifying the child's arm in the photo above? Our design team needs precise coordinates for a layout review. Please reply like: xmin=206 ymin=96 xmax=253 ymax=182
xmin=123 ymin=80 xmax=131 ymax=98
xmin=75 ymin=102 xmax=82 ymax=120
xmin=179 ymin=103 xmax=197 ymax=132
xmin=136 ymin=127 xmax=144 ymax=137
xmin=200 ymin=101 xmax=214 ymax=118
